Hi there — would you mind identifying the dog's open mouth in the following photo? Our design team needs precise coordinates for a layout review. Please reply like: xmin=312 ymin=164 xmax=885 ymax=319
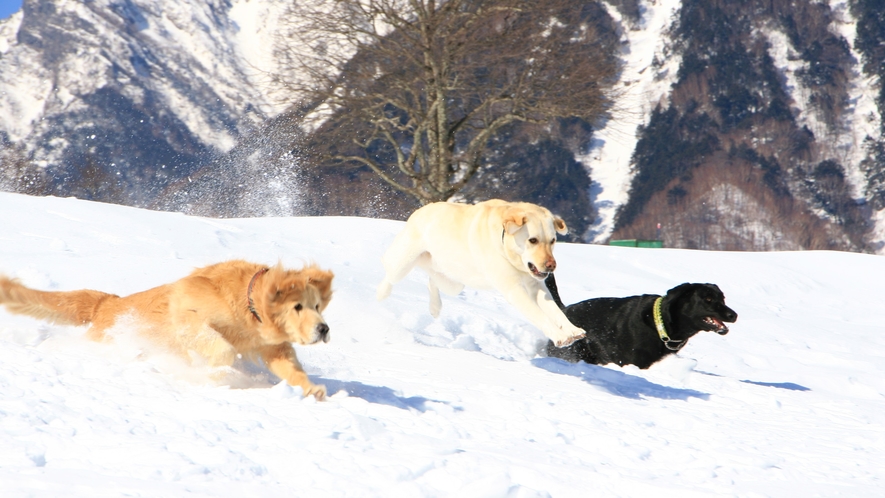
xmin=527 ymin=262 xmax=549 ymax=279
xmin=704 ymin=316 xmax=730 ymax=335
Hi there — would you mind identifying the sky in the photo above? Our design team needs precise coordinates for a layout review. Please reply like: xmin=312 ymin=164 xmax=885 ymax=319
xmin=1 ymin=191 xmax=884 ymax=496
xmin=0 ymin=0 xmax=20 ymax=20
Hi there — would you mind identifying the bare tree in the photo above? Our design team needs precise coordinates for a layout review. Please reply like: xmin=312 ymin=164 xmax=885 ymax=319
xmin=274 ymin=0 xmax=621 ymax=205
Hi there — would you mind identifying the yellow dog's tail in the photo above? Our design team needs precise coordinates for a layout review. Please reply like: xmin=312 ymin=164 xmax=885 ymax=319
xmin=0 ymin=276 xmax=117 ymax=326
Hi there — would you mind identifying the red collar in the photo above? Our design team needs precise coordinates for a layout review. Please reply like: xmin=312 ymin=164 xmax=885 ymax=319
xmin=247 ymin=268 xmax=269 ymax=322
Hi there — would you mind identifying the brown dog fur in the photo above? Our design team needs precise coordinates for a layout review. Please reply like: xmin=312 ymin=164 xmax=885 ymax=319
xmin=0 ymin=260 xmax=334 ymax=399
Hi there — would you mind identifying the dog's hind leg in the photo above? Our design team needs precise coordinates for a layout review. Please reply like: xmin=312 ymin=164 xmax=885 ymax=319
xmin=377 ymin=230 xmax=428 ymax=301
xmin=428 ymin=278 xmax=442 ymax=318
xmin=84 ymin=322 xmax=112 ymax=342
xmin=426 ymin=268 xmax=464 ymax=318
xmin=376 ymin=280 xmax=395 ymax=301
xmin=187 ymin=325 xmax=238 ymax=369
xmin=427 ymin=270 xmax=464 ymax=296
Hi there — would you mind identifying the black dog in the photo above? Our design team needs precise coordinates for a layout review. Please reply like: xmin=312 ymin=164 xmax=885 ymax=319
xmin=544 ymin=275 xmax=737 ymax=368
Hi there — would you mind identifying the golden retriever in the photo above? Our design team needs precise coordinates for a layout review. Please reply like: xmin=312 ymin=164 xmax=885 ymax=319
xmin=0 ymin=260 xmax=334 ymax=400
xmin=377 ymin=199 xmax=586 ymax=347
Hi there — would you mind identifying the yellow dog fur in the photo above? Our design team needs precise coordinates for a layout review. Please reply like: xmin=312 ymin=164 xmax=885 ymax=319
xmin=0 ymin=260 xmax=334 ymax=399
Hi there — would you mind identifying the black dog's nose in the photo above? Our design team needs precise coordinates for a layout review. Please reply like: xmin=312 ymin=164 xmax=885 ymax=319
xmin=725 ymin=309 xmax=738 ymax=322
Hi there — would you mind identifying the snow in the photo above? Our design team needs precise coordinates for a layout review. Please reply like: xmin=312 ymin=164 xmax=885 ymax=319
xmin=826 ymin=0 xmax=885 ymax=253
xmin=582 ymin=0 xmax=683 ymax=243
xmin=764 ymin=5 xmax=885 ymax=251
xmin=826 ymin=0 xmax=882 ymax=200
xmin=0 ymin=9 xmax=19 ymax=54
xmin=764 ymin=3 xmax=881 ymax=204
xmin=227 ymin=0 xmax=292 ymax=116
xmin=0 ymin=11 xmax=49 ymax=145
xmin=765 ymin=28 xmax=826 ymax=142
xmin=1 ymin=192 xmax=884 ymax=496
xmin=0 ymin=0 xmax=279 ymax=157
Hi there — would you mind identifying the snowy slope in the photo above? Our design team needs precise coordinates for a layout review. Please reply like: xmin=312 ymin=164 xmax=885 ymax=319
xmin=0 ymin=192 xmax=883 ymax=496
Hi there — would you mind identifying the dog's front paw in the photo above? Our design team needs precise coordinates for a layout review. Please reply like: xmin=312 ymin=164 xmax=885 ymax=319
xmin=544 ymin=324 xmax=585 ymax=348
xmin=554 ymin=328 xmax=586 ymax=348
xmin=304 ymin=383 xmax=327 ymax=401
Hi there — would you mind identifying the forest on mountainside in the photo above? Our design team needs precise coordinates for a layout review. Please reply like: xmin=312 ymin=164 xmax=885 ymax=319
xmin=610 ymin=0 xmax=871 ymax=251
xmin=1 ymin=0 xmax=885 ymax=251
xmin=851 ymin=0 xmax=885 ymax=216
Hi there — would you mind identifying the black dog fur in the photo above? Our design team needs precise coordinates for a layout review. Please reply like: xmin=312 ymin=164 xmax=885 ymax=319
xmin=544 ymin=275 xmax=737 ymax=368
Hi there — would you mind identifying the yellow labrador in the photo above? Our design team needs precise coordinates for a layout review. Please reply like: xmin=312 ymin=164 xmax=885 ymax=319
xmin=377 ymin=200 xmax=585 ymax=347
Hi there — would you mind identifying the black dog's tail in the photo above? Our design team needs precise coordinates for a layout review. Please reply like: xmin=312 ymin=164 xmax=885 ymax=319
xmin=544 ymin=274 xmax=566 ymax=310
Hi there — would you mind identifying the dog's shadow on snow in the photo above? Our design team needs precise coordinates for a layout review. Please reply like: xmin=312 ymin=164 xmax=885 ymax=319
xmin=739 ymin=380 xmax=810 ymax=391
xmin=318 ymin=378 xmax=459 ymax=413
xmin=532 ymin=358 xmax=710 ymax=401
xmin=695 ymin=370 xmax=811 ymax=391
xmin=228 ymin=364 xmax=458 ymax=412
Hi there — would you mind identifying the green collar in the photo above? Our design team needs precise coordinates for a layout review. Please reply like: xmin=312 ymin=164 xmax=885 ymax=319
xmin=653 ymin=296 xmax=684 ymax=351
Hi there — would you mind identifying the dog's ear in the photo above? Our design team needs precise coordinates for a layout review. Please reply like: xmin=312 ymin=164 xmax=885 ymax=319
xmin=665 ymin=283 xmax=698 ymax=304
xmin=553 ymin=216 xmax=568 ymax=235
xmin=502 ymin=207 xmax=528 ymax=235
xmin=302 ymin=266 xmax=334 ymax=302
xmin=270 ymin=278 xmax=306 ymax=303
xmin=265 ymin=264 xmax=290 ymax=302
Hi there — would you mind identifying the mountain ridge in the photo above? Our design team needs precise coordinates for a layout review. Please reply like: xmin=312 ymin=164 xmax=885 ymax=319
xmin=1 ymin=0 xmax=884 ymax=253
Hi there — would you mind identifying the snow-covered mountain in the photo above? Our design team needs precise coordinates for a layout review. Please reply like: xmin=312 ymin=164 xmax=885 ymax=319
xmin=1 ymin=0 xmax=885 ymax=253
xmin=0 ymin=0 xmax=287 ymax=204
xmin=592 ymin=0 xmax=884 ymax=253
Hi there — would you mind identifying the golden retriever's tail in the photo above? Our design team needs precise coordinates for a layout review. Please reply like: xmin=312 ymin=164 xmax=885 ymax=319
xmin=0 ymin=276 xmax=117 ymax=326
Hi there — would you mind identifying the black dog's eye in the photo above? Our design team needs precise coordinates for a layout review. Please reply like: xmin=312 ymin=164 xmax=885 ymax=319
xmin=704 ymin=297 xmax=713 ymax=303
xmin=528 ymin=237 xmax=538 ymax=244
xmin=294 ymin=303 xmax=303 ymax=311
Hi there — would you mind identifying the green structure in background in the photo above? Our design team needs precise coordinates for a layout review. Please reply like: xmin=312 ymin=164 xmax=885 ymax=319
xmin=609 ymin=239 xmax=664 ymax=248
